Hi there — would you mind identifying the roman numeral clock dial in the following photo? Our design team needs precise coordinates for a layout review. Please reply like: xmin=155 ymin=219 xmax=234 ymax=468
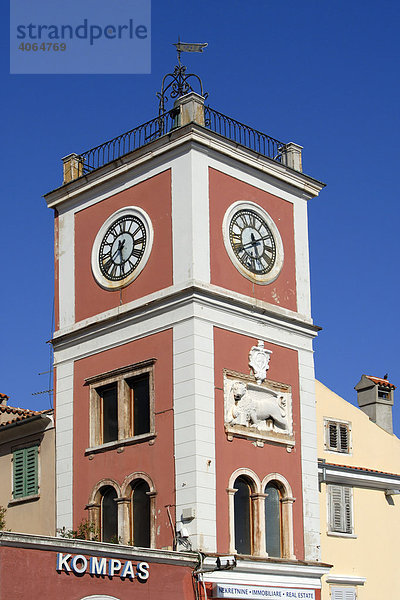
xmin=223 ymin=201 xmax=284 ymax=284
xmin=91 ymin=207 xmax=154 ymax=290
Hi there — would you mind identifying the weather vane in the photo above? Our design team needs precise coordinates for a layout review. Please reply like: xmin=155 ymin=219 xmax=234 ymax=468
xmin=157 ymin=40 xmax=208 ymax=116
xmin=173 ymin=40 xmax=208 ymax=66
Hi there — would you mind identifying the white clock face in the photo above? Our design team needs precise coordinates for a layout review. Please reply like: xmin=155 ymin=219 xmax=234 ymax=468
xmin=222 ymin=201 xmax=284 ymax=284
xmin=99 ymin=215 xmax=146 ymax=282
xmin=229 ymin=209 xmax=277 ymax=275
xmin=91 ymin=207 xmax=153 ymax=290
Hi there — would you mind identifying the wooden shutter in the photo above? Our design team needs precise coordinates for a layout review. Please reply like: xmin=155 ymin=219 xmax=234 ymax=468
xmin=330 ymin=485 xmax=343 ymax=531
xmin=328 ymin=423 xmax=338 ymax=449
xmin=327 ymin=421 xmax=350 ymax=453
xmin=339 ymin=424 xmax=349 ymax=452
xmin=331 ymin=587 xmax=356 ymax=600
xmin=13 ymin=446 xmax=38 ymax=498
xmin=343 ymin=486 xmax=353 ymax=533
xmin=329 ymin=485 xmax=353 ymax=534
xmin=13 ymin=449 xmax=25 ymax=498
xmin=25 ymin=446 xmax=38 ymax=496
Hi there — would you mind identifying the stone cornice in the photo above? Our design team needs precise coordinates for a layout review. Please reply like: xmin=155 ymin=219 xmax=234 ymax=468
xmin=44 ymin=124 xmax=325 ymax=210
xmin=0 ymin=532 xmax=198 ymax=566
xmin=51 ymin=281 xmax=320 ymax=354
xmin=318 ymin=460 xmax=400 ymax=490
xmin=325 ymin=575 xmax=366 ymax=586
xmin=202 ymin=556 xmax=331 ymax=584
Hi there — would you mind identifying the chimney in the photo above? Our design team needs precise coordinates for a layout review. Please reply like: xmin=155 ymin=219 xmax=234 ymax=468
xmin=0 ymin=394 xmax=8 ymax=407
xmin=355 ymin=375 xmax=395 ymax=434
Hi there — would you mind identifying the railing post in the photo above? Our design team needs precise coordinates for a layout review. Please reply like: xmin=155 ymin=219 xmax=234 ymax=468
xmin=62 ymin=153 xmax=83 ymax=184
xmin=281 ymin=142 xmax=303 ymax=172
xmin=173 ymin=92 xmax=205 ymax=127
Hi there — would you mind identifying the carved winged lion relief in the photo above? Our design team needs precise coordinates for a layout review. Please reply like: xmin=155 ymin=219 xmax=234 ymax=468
xmin=224 ymin=341 xmax=294 ymax=448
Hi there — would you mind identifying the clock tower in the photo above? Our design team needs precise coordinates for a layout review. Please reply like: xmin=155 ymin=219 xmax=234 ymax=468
xmin=45 ymin=61 xmax=328 ymax=595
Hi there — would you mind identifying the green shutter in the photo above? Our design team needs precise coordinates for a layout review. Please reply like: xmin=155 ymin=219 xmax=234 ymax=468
xmin=13 ymin=446 xmax=38 ymax=498
xmin=25 ymin=446 xmax=38 ymax=496
xmin=13 ymin=449 xmax=25 ymax=498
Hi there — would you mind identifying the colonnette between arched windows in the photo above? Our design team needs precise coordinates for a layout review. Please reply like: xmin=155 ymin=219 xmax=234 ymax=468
xmin=86 ymin=473 xmax=156 ymax=546
xmin=228 ymin=469 xmax=295 ymax=559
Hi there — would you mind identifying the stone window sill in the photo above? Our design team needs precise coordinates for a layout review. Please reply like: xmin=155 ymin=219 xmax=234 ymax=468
xmin=9 ymin=494 xmax=40 ymax=507
xmin=327 ymin=531 xmax=357 ymax=539
xmin=85 ymin=432 xmax=157 ymax=455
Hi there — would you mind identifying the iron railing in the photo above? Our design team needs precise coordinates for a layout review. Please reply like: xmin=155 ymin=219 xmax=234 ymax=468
xmin=77 ymin=105 xmax=286 ymax=177
xmin=78 ymin=110 xmax=178 ymax=174
xmin=204 ymin=106 xmax=284 ymax=162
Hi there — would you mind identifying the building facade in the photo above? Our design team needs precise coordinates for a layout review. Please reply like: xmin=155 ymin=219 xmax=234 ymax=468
xmin=316 ymin=378 xmax=400 ymax=599
xmin=0 ymin=394 xmax=55 ymax=535
xmin=1 ymin=66 xmax=332 ymax=599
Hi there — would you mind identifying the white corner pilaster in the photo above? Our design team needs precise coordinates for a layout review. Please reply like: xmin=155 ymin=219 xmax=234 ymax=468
xmin=55 ymin=359 xmax=74 ymax=530
xmin=173 ymin=317 xmax=216 ymax=552
xmin=172 ymin=148 xmax=210 ymax=285
xmin=293 ymin=199 xmax=312 ymax=318
xmin=58 ymin=208 xmax=75 ymax=328
xmin=298 ymin=347 xmax=320 ymax=561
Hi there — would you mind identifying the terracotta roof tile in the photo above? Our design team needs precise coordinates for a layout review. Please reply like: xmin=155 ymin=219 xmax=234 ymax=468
xmin=0 ymin=405 xmax=52 ymax=427
xmin=366 ymin=375 xmax=396 ymax=390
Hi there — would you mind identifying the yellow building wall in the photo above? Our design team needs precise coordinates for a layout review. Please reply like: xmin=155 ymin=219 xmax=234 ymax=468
xmin=0 ymin=426 xmax=55 ymax=536
xmin=316 ymin=380 xmax=400 ymax=599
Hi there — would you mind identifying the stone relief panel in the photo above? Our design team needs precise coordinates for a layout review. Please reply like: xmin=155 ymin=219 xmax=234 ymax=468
xmin=224 ymin=370 xmax=294 ymax=448
xmin=248 ymin=340 xmax=272 ymax=385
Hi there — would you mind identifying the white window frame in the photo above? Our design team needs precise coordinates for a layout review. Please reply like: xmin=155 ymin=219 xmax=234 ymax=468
xmin=324 ymin=418 xmax=352 ymax=454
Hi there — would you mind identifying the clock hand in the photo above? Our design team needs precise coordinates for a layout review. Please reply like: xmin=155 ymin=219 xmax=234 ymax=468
xmin=241 ymin=239 xmax=261 ymax=250
xmin=117 ymin=238 xmax=127 ymax=263
xmin=110 ymin=238 xmax=126 ymax=262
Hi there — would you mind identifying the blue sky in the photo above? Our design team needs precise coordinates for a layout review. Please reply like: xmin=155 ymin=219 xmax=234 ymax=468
xmin=2 ymin=0 xmax=399 ymax=434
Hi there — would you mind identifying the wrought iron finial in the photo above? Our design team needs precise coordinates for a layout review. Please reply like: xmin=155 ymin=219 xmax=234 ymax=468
xmin=157 ymin=40 xmax=208 ymax=116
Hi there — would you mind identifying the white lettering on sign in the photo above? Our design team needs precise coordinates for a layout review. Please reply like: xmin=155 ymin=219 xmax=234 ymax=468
xmin=56 ymin=553 xmax=150 ymax=581
xmin=213 ymin=584 xmax=315 ymax=600
xmin=89 ymin=556 xmax=107 ymax=575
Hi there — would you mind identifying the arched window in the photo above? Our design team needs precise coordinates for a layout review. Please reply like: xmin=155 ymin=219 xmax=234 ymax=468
xmin=264 ymin=482 xmax=282 ymax=557
xmin=130 ymin=479 xmax=150 ymax=547
xmin=101 ymin=486 xmax=118 ymax=542
xmin=233 ymin=476 xmax=253 ymax=554
xmin=262 ymin=474 xmax=295 ymax=559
